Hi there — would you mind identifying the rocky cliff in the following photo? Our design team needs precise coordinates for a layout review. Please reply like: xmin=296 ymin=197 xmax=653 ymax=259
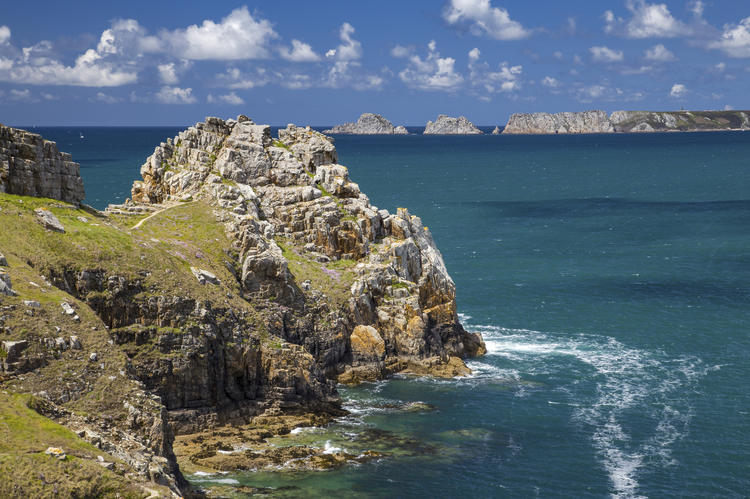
xmin=610 ymin=110 xmax=750 ymax=132
xmin=0 ymin=117 xmax=484 ymax=497
xmin=503 ymin=111 xmax=614 ymax=134
xmin=0 ymin=124 xmax=85 ymax=204
xmin=424 ymin=115 xmax=482 ymax=135
xmin=503 ymin=110 xmax=750 ymax=134
xmin=323 ymin=113 xmax=408 ymax=134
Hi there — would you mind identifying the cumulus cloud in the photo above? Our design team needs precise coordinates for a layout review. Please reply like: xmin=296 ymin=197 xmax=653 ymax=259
xmin=391 ymin=45 xmax=412 ymax=58
xmin=644 ymin=44 xmax=675 ymax=61
xmin=162 ymin=7 xmax=277 ymax=60
xmin=605 ymin=1 xmax=691 ymax=38
xmin=670 ymin=83 xmax=687 ymax=98
xmin=467 ymin=48 xmax=522 ymax=99
xmin=399 ymin=40 xmax=464 ymax=91
xmin=0 ymin=26 xmax=10 ymax=45
xmin=279 ymin=40 xmax=321 ymax=62
xmin=590 ymin=46 xmax=625 ymax=62
xmin=207 ymin=91 xmax=244 ymax=105
xmin=9 ymin=88 xmax=35 ymax=102
xmin=215 ymin=67 xmax=270 ymax=89
xmin=155 ymin=86 xmax=196 ymax=104
xmin=574 ymin=84 xmax=644 ymax=103
xmin=443 ymin=0 xmax=529 ymax=40
xmin=709 ymin=17 xmax=750 ymax=58
xmin=157 ymin=63 xmax=179 ymax=84
xmin=326 ymin=23 xmax=362 ymax=61
xmin=1 ymin=49 xmax=138 ymax=86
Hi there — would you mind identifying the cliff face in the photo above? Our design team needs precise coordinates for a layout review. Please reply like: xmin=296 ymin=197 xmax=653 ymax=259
xmin=0 ymin=125 xmax=85 ymax=204
xmin=0 ymin=117 xmax=484 ymax=496
xmin=323 ymin=113 xmax=408 ymax=134
xmin=610 ymin=110 xmax=750 ymax=132
xmin=424 ymin=115 xmax=482 ymax=135
xmin=503 ymin=110 xmax=750 ymax=134
xmin=503 ymin=111 xmax=614 ymax=134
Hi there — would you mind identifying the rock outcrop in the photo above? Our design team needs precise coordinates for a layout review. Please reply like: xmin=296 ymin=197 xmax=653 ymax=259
xmin=503 ymin=111 xmax=614 ymax=134
xmin=0 ymin=118 xmax=484 ymax=497
xmin=491 ymin=126 xmax=502 ymax=135
xmin=424 ymin=115 xmax=483 ymax=135
xmin=323 ymin=113 xmax=409 ymax=134
xmin=0 ymin=124 xmax=84 ymax=204
xmin=503 ymin=109 xmax=750 ymax=134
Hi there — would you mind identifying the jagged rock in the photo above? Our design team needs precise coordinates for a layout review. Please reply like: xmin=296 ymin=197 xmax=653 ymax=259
xmin=491 ymin=126 xmax=501 ymax=135
xmin=394 ymin=126 xmax=409 ymax=134
xmin=424 ymin=115 xmax=482 ymax=135
xmin=34 ymin=208 xmax=65 ymax=232
xmin=55 ymin=337 xmax=68 ymax=350
xmin=0 ymin=125 xmax=84 ymax=204
xmin=0 ymin=272 xmax=15 ymax=296
xmin=89 ymin=352 xmax=98 ymax=362
xmin=61 ymin=302 xmax=75 ymax=315
xmin=23 ymin=300 xmax=40 ymax=308
xmin=190 ymin=267 xmax=220 ymax=285
xmin=324 ymin=113 xmax=409 ymax=135
xmin=2 ymin=340 xmax=28 ymax=363
xmin=69 ymin=335 xmax=82 ymax=350
xmin=0 ymin=252 xmax=6 ymax=266
xmin=44 ymin=447 xmax=66 ymax=460
xmin=503 ymin=111 xmax=614 ymax=134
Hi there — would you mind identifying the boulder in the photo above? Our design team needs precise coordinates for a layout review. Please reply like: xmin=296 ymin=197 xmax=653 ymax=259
xmin=350 ymin=325 xmax=385 ymax=362
xmin=2 ymin=340 xmax=28 ymax=363
xmin=0 ymin=272 xmax=15 ymax=296
xmin=34 ymin=208 xmax=65 ymax=233
xmin=0 ymin=252 xmax=6 ymax=266
xmin=60 ymin=302 xmax=75 ymax=315
xmin=190 ymin=267 xmax=220 ymax=285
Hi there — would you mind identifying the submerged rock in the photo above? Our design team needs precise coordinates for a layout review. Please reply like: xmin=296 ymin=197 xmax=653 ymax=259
xmin=324 ymin=113 xmax=409 ymax=134
xmin=424 ymin=115 xmax=482 ymax=135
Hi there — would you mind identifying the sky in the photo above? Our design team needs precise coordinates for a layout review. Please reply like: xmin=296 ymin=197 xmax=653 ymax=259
xmin=1 ymin=0 xmax=749 ymax=126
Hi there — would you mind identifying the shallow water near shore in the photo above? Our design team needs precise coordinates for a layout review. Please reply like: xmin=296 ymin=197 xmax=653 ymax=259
xmin=33 ymin=127 xmax=750 ymax=497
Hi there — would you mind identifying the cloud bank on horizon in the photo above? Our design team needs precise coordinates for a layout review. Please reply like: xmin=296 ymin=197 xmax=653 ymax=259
xmin=0 ymin=0 xmax=749 ymax=124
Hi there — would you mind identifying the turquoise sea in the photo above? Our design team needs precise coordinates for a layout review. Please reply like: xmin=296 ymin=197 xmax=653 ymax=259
xmin=33 ymin=126 xmax=750 ymax=497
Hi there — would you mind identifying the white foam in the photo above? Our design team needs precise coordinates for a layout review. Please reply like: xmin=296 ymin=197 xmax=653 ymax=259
xmin=322 ymin=440 xmax=343 ymax=454
xmin=458 ymin=315 xmax=711 ymax=498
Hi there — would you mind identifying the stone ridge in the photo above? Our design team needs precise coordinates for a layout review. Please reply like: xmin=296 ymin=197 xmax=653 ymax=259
xmin=424 ymin=115 xmax=483 ymax=135
xmin=323 ymin=113 xmax=408 ymax=135
xmin=503 ymin=110 xmax=750 ymax=134
xmin=0 ymin=124 xmax=85 ymax=204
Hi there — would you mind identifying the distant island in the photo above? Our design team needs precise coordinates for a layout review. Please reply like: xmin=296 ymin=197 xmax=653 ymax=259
xmin=323 ymin=113 xmax=408 ymax=134
xmin=424 ymin=115 xmax=482 ymax=135
xmin=502 ymin=110 xmax=750 ymax=134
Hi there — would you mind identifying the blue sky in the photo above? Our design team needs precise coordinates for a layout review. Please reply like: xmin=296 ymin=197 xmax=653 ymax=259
xmin=1 ymin=0 xmax=749 ymax=125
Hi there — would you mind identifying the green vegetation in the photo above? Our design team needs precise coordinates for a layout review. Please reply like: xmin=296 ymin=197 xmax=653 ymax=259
xmin=0 ymin=391 xmax=147 ymax=498
xmin=272 ymin=139 xmax=291 ymax=151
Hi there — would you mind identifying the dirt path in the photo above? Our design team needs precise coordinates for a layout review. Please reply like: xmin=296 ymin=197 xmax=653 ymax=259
xmin=129 ymin=202 xmax=190 ymax=230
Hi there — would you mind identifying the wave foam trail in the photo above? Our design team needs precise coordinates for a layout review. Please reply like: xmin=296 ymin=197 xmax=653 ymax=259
xmin=462 ymin=317 xmax=713 ymax=498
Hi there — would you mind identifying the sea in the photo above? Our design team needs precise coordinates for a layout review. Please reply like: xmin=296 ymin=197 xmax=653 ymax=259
xmin=31 ymin=125 xmax=750 ymax=498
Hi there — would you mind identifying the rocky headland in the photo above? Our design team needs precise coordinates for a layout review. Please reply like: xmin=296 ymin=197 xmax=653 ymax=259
xmin=323 ymin=113 xmax=408 ymax=135
xmin=423 ymin=115 xmax=483 ymax=135
xmin=0 ymin=116 xmax=484 ymax=497
xmin=503 ymin=109 xmax=750 ymax=134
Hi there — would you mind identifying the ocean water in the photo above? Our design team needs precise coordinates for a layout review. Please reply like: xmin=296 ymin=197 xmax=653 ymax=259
xmin=33 ymin=127 xmax=750 ymax=497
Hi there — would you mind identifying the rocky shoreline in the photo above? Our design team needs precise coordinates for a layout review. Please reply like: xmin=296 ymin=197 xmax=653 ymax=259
xmin=0 ymin=116 xmax=485 ymax=497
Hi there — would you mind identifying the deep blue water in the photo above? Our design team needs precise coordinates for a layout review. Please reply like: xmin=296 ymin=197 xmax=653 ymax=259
xmin=34 ymin=127 xmax=750 ymax=497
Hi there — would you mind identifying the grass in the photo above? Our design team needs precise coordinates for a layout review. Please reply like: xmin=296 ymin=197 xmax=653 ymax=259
xmin=276 ymin=238 xmax=356 ymax=306
xmin=0 ymin=391 xmax=148 ymax=498
xmin=272 ymin=139 xmax=291 ymax=151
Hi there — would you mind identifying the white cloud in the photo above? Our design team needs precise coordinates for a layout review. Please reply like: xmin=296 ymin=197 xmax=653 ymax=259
xmin=157 ymin=63 xmax=178 ymax=84
xmin=670 ymin=83 xmax=687 ymax=98
xmin=724 ymin=104 xmax=734 ymax=111
xmin=41 ymin=92 xmax=57 ymax=100
xmin=1 ymin=49 xmax=138 ymax=86
xmin=605 ymin=1 xmax=691 ymax=38
xmin=467 ymin=49 xmax=522 ymax=98
xmin=0 ymin=26 xmax=10 ymax=45
xmin=9 ymin=89 xmax=34 ymax=101
xmin=391 ymin=45 xmax=412 ymax=58
xmin=399 ymin=40 xmax=463 ymax=91
xmin=644 ymin=44 xmax=675 ymax=61
xmin=468 ymin=48 xmax=481 ymax=61
xmin=281 ymin=73 xmax=313 ymax=90
xmin=444 ymin=0 xmax=529 ymax=40
xmin=689 ymin=0 xmax=705 ymax=19
xmin=279 ymin=40 xmax=321 ymax=62
xmin=327 ymin=23 xmax=362 ymax=61
xmin=709 ymin=17 xmax=750 ymax=58
xmin=92 ymin=91 xmax=120 ymax=104
xmin=163 ymin=7 xmax=278 ymax=60
xmin=574 ymin=84 xmax=644 ymax=103
xmin=554 ymin=51 xmax=563 ymax=60
xmin=590 ymin=46 xmax=624 ymax=62
xmin=207 ymin=91 xmax=244 ymax=105
xmin=215 ymin=67 xmax=270 ymax=89
xmin=155 ymin=86 xmax=196 ymax=104
xmin=715 ymin=62 xmax=726 ymax=72
xmin=541 ymin=76 xmax=560 ymax=88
